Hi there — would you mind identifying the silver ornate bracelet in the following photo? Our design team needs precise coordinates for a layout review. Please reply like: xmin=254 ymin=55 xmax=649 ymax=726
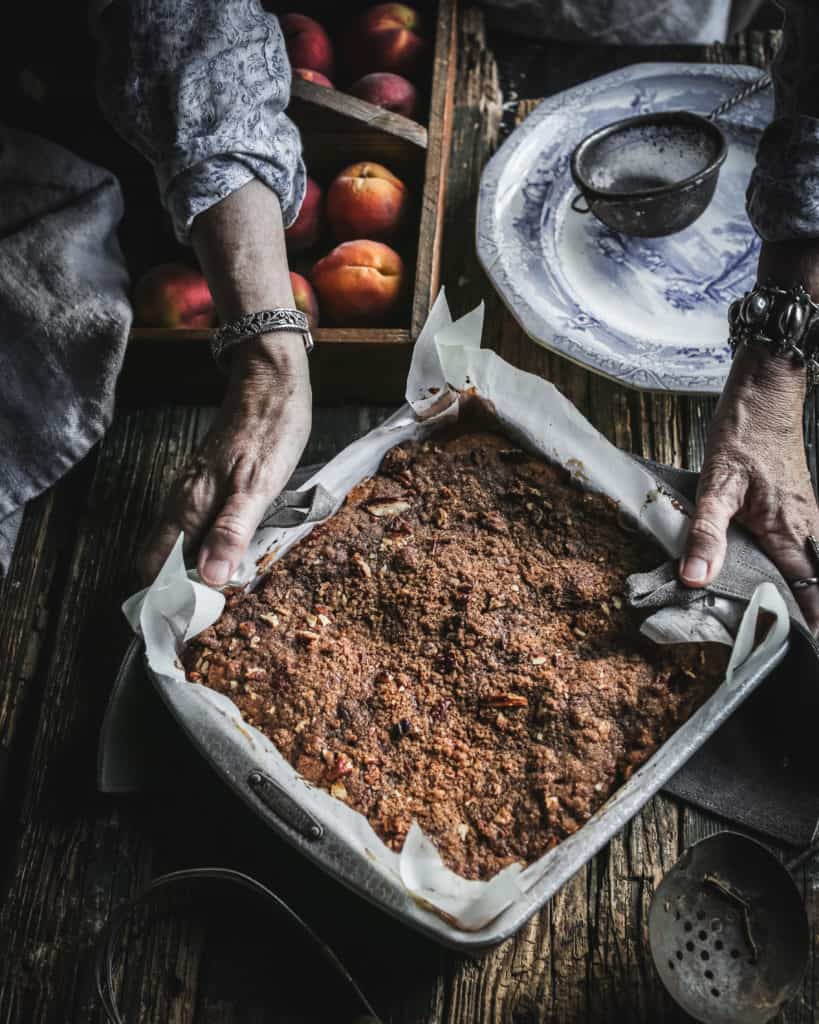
xmin=211 ymin=308 xmax=314 ymax=370
xmin=728 ymin=281 xmax=819 ymax=387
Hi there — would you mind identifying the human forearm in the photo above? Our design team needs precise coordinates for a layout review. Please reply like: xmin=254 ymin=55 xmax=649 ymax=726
xmin=138 ymin=180 xmax=313 ymax=587
xmin=746 ymin=1 xmax=819 ymax=241
xmin=726 ymin=240 xmax=812 ymax=413
xmin=191 ymin=178 xmax=307 ymax=380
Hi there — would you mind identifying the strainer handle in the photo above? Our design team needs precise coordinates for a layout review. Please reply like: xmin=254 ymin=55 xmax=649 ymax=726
xmin=93 ymin=867 xmax=384 ymax=1024
xmin=707 ymin=71 xmax=772 ymax=122
xmin=786 ymin=835 xmax=819 ymax=873
xmin=571 ymin=192 xmax=591 ymax=214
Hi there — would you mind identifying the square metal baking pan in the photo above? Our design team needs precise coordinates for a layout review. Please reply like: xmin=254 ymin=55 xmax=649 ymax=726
xmin=104 ymin=629 xmax=786 ymax=952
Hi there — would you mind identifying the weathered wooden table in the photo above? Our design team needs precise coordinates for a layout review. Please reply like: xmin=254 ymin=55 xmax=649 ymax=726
xmin=2 ymin=10 xmax=817 ymax=1022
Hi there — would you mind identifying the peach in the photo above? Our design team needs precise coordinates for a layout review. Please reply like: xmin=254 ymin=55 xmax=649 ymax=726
xmin=347 ymin=4 xmax=425 ymax=79
xmin=326 ymin=162 xmax=409 ymax=242
xmin=350 ymin=72 xmax=418 ymax=118
xmin=293 ymin=68 xmax=334 ymax=88
xmin=310 ymin=240 xmax=403 ymax=325
xmin=280 ymin=14 xmax=334 ymax=78
xmin=132 ymin=263 xmax=215 ymax=328
xmin=290 ymin=271 xmax=319 ymax=329
xmin=285 ymin=177 xmax=324 ymax=253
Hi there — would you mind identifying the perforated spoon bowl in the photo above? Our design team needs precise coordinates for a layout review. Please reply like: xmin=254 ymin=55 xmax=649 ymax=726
xmin=648 ymin=831 xmax=819 ymax=1024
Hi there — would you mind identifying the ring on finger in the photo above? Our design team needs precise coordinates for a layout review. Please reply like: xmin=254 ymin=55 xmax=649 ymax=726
xmin=789 ymin=534 xmax=819 ymax=590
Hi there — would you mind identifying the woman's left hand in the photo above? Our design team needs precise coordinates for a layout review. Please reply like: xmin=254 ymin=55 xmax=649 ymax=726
xmin=679 ymin=340 xmax=819 ymax=632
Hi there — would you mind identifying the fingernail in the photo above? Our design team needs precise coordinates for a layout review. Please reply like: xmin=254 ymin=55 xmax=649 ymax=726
xmin=201 ymin=558 xmax=231 ymax=586
xmin=681 ymin=556 xmax=709 ymax=583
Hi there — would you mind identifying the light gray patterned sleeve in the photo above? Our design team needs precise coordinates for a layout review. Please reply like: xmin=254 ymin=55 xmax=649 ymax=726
xmin=746 ymin=0 xmax=819 ymax=241
xmin=93 ymin=0 xmax=306 ymax=244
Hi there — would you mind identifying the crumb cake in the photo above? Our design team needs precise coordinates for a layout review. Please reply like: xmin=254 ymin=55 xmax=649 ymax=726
xmin=183 ymin=430 xmax=727 ymax=880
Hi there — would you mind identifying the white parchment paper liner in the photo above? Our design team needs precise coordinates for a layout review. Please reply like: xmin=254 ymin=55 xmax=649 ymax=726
xmin=124 ymin=290 xmax=789 ymax=931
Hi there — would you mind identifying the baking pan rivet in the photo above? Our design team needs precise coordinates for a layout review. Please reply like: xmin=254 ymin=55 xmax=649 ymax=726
xmin=308 ymin=824 xmax=322 ymax=840
xmin=248 ymin=771 xmax=262 ymax=787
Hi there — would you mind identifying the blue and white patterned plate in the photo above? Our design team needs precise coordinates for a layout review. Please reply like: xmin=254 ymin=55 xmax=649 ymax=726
xmin=476 ymin=63 xmax=773 ymax=394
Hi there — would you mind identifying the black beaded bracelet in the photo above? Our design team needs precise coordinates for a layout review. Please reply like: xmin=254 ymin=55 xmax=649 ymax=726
xmin=728 ymin=281 xmax=819 ymax=387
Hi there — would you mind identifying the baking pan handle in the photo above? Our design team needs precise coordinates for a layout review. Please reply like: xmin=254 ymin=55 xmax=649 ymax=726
xmin=247 ymin=769 xmax=324 ymax=842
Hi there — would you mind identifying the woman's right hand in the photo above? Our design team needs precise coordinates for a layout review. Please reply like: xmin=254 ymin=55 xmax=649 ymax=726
xmin=139 ymin=331 xmax=311 ymax=587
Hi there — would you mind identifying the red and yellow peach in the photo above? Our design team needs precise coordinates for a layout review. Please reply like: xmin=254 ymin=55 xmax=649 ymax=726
xmin=326 ymin=162 xmax=409 ymax=242
xmin=349 ymin=72 xmax=418 ymax=118
xmin=280 ymin=13 xmax=334 ymax=79
xmin=311 ymin=240 xmax=403 ymax=325
xmin=290 ymin=271 xmax=320 ymax=329
xmin=346 ymin=4 xmax=425 ymax=79
xmin=293 ymin=68 xmax=334 ymax=88
xmin=285 ymin=177 xmax=324 ymax=253
xmin=132 ymin=263 xmax=215 ymax=329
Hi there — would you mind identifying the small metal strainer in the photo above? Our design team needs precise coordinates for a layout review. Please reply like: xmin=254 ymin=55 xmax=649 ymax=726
xmin=570 ymin=72 xmax=771 ymax=237
xmin=649 ymin=831 xmax=819 ymax=1024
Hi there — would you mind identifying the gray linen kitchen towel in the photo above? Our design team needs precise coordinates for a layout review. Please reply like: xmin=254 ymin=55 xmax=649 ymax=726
xmin=0 ymin=125 xmax=131 ymax=575
xmin=629 ymin=459 xmax=819 ymax=846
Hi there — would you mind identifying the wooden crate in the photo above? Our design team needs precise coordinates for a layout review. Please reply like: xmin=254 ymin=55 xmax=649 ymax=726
xmin=119 ymin=0 xmax=457 ymax=406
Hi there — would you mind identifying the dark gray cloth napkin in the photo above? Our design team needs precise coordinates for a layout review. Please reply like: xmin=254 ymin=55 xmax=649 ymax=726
xmin=0 ymin=125 xmax=131 ymax=574
xmin=631 ymin=459 xmax=819 ymax=846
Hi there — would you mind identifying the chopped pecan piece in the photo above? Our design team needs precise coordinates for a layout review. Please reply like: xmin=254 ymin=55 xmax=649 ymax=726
xmin=497 ymin=448 xmax=530 ymax=464
xmin=479 ymin=510 xmax=508 ymax=533
xmin=326 ymin=752 xmax=354 ymax=781
xmin=482 ymin=693 xmax=529 ymax=708
xmin=365 ymin=498 xmax=412 ymax=518
xmin=351 ymin=551 xmax=372 ymax=578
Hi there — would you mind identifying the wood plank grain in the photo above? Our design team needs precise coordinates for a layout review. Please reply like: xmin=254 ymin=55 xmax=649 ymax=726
xmin=290 ymin=78 xmax=429 ymax=150
xmin=587 ymin=797 xmax=681 ymax=1022
xmin=0 ymin=492 xmax=57 ymax=783
xmin=0 ymin=460 xmax=99 ymax=879
xmin=0 ymin=406 xmax=211 ymax=1023
xmin=440 ymin=7 xmax=503 ymax=322
xmin=411 ymin=0 xmax=458 ymax=337
xmin=128 ymin=328 xmax=413 ymax=346
xmin=118 ymin=337 xmax=414 ymax=407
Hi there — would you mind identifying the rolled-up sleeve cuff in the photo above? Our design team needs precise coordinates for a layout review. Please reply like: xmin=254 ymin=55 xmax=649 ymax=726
xmin=95 ymin=0 xmax=306 ymax=245
xmin=747 ymin=115 xmax=819 ymax=242
xmin=163 ymin=138 xmax=306 ymax=244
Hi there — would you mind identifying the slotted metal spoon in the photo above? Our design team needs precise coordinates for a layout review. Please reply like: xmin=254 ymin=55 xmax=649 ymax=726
xmin=571 ymin=71 xmax=771 ymax=237
xmin=649 ymin=831 xmax=819 ymax=1023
